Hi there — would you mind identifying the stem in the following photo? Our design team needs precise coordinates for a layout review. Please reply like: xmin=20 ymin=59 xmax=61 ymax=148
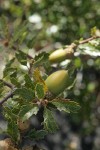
xmin=0 ymin=90 xmax=14 ymax=106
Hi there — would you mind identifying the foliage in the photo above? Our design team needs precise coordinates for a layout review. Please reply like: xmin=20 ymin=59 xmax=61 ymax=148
xmin=0 ymin=1 xmax=100 ymax=149
xmin=0 ymin=22 xmax=99 ymax=148
xmin=0 ymin=0 xmax=100 ymax=50
xmin=0 ymin=39 xmax=82 ymax=142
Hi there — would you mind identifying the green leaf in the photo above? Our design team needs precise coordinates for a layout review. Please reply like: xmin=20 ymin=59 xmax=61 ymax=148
xmin=19 ymin=105 xmax=39 ymax=121
xmin=77 ymin=39 xmax=100 ymax=57
xmin=3 ymin=67 xmax=17 ymax=78
xmin=43 ymin=61 xmax=52 ymax=73
xmin=0 ymin=80 xmax=4 ymax=87
xmin=51 ymin=99 xmax=81 ymax=113
xmin=35 ymin=83 xmax=45 ymax=99
xmin=3 ymin=58 xmax=16 ymax=77
xmin=10 ymin=77 xmax=20 ymax=87
xmin=14 ymin=88 xmax=35 ymax=101
xmin=10 ymin=70 xmax=17 ymax=78
xmin=4 ymin=106 xmax=17 ymax=121
xmin=43 ymin=107 xmax=59 ymax=133
xmin=24 ymin=74 xmax=35 ymax=90
xmin=33 ymin=52 xmax=49 ymax=67
xmin=0 ymin=15 xmax=9 ymax=37
xmin=28 ymin=129 xmax=47 ymax=140
xmin=7 ymin=121 xmax=20 ymax=142
xmin=91 ymin=27 xmax=97 ymax=36
xmin=6 ymin=58 xmax=15 ymax=68
xmin=9 ymin=21 xmax=28 ymax=46
xmin=16 ymin=51 xmax=27 ymax=66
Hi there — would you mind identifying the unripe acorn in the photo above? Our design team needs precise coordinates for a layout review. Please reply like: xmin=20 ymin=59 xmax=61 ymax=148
xmin=45 ymin=70 xmax=69 ymax=96
xmin=49 ymin=48 xmax=74 ymax=63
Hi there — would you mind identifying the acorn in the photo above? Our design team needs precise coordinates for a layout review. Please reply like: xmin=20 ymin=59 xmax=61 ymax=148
xmin=49 ymin=47 xmax=74 ymax=63
xmin=45 ymin=70 xmax=69 ymax=96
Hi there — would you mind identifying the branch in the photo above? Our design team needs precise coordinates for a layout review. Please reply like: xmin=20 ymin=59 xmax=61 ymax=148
xmin=27 ymin=53 xmax=34 ymax=59
xmin=79 ymin=36 xmax=100 ymax=44
xmin=0 ymin=90 xmax=14 ymax=106
xmin=0 ymin=79 xmax=14 ymax=89
xmin=64 ymin=36 xmax=100 ymax=53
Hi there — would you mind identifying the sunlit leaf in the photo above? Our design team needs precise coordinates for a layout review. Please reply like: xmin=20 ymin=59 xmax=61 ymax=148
xmin=51 ymin=99 xmax=80 ymax=113
xmin=77 ymin=39 xmax=100 ymax=57
xmin=43 ymin=107 xmax=59 ymax=133
xmin=19 ymin=104 xmax=39 ymax=121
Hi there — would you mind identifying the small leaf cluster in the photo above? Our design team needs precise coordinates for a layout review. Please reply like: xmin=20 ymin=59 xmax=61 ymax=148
xmin=0 ymin=48 xmax=81 ymax=143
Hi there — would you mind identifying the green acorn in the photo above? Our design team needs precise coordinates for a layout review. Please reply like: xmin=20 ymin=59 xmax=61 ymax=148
xmin=45 ymin=70 xmax=69 ymax=96
xmin=49 ymin=47 xmax=74 ymax=63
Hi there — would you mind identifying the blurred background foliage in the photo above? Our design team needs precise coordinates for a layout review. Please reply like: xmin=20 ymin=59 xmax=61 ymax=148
xmin=0 ymin=0 xmax=100 ymax=150
xmin=0 ymin=0 xmax=100 ymax=47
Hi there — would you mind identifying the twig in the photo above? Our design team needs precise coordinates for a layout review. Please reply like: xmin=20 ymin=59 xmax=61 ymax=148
xmin=64 ymin=36 xmax=100 ymax=54
xmin=0 ymin=90 xmax=14 ymax=106
xmin=64 ymin=36 xmax=100 ymax=52
xmin=79 ymin=36 xmax=100 ymax=44
xmin=74 ymin=36 xmax=100 ymax=48
xmin=0 ymin=79 xmax=14 ymax=89
xmin=27 ymin=53 xmax=34 ymax=59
